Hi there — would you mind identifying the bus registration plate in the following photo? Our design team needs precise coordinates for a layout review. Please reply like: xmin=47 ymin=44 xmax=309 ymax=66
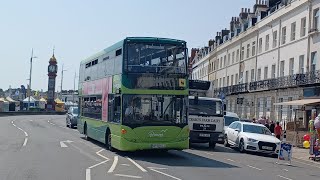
xmin=151 ymin=144 xmax=166 ymax=149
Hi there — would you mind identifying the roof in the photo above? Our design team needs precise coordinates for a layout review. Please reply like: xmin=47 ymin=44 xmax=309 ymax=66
xmin=274 ymin=99 xmax=320 ymax=106
xmin=5 ymin=97 xmax=16 ymax=102
xmin=23 ymin=96 xmax=37 ymax=103
xmin=55 ymin=98 xmax=64 ymax=104
xmin=188 ymin=96 xmax=222 ymax=101
xmin=238 ymin=121 xmax=265 ymax=127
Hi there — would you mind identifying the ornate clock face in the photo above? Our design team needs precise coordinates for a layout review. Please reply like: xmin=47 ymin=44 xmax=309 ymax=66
xmin=48 ymin=65 xmax=57 ymax=73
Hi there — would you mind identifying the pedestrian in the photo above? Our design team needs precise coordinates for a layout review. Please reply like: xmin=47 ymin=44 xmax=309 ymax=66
xmin=252 ymin=118 xmax=256 ymax=123
xmin=314 ymin=115 xmax=320 ymax=140
xmin=269 ymin=121 xmax=275 ymax=134
xmin=265 ymin=122 xmax=270 ymax=129
xmin=274 ymin=121 xmax=282 ymax=140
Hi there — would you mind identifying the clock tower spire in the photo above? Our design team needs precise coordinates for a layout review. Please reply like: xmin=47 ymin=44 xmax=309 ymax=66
xmin=47 ymin=49 xmax=58 ymax=110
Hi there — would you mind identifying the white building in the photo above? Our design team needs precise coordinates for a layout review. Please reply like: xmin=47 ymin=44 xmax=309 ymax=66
xmin=191 ymin=0 xmax=320 ymax=130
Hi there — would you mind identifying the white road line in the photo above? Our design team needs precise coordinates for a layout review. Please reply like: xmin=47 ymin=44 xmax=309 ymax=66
xmin=96 ymin=149 xmax=109 ymax=160
xmin=11 ymin=120 xmax=29 ymax=147
xmin=86 ymin=169 xmax=91 ymax=180
xmin=148 ymin=167 xmax=168 ymax=170
xmin=114 ymin=174 xmax=142 ymax=179
xmin=283 ymin=169 xmax=289 ymax=172
xmin=226 ymin=158 xmax=235 ymax=162
xmin=108 ymin=156 xmax=118 ymax=173
xmin=127 ymin=157 xmax=147 ymax=172
xmin=277 ymin=175 xmax=293 ymax=180
xmin=121 ymin=164 xmax=131 ymax=166
xmin=88 ymin=160 xmax=109 ymax=169
xmin=29 ymin=120 xmax=33 ymax=122
xmin=23 ymin=138 xmax=28 ymax=146
xmin=247 ymin=165 xmax=262 ymax=171
xmin=150 ymin=168 xmax=181 ymax=180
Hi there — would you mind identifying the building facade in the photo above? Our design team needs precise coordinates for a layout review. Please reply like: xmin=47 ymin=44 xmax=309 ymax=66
xmin=191 ymin=0 xmax=320 ymax=129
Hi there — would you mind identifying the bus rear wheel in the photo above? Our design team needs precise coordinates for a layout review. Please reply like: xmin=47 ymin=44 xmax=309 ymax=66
xmin=106 ymin=131 xmax=115 ymax=152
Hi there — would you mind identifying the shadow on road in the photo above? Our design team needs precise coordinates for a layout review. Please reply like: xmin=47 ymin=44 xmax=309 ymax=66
xmin=190 ymin=143 xmax=239 ymax=154
xmin=118 ymin=150 xmax=239 ymax=168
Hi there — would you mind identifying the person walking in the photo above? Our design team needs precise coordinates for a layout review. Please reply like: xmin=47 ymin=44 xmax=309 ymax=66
xmin=269 ymin=121 xmax=275 ymax=134
xmin=274 ymin=122 xmax=282 ymax=140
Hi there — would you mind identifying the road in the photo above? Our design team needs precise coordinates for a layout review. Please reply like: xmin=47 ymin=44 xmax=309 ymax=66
xmin=0 ymin=115 xmax=319 ymax=180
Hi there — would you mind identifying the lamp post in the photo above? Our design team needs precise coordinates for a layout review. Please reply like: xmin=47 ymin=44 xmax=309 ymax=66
xmin=28 ymin=49 xmax=37 ymax=111
xmin=60 ymin=64 xmax=67 ymax=100
xmin=73 ymin=71 xmax=79 ymax=103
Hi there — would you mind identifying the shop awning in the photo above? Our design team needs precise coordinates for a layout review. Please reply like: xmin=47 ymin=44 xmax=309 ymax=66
xmin=274 ymin=99 xmax=320 ymax=106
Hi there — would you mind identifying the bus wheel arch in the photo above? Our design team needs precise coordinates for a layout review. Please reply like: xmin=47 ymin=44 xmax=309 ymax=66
xmin=105 ymin=128 xmax=114 ymax=152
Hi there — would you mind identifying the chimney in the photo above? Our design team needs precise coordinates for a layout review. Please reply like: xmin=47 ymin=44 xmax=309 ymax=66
xmin=242 ymin=8 xmax=244 ymax=13
xmin=208 ymin=39 xmax=215 ymax=47
xmin=245 ymin=8 xmax=247 ymax=13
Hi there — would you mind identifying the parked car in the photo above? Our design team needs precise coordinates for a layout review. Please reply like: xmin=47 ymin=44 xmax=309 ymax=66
xmin=218 ymin=112 xmax=240 ymax=143
xmin=224 ymin=121 xmax=280 ymax=156
xmin=66 ymin=107 xmax=79 ymax=128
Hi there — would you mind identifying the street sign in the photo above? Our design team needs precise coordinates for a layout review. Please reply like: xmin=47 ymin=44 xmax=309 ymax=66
xmin=278 ymin=142 xmax=293 ymax=163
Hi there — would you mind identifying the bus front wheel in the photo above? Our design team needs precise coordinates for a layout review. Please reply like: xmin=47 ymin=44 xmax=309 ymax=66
xmin=106 ymin=131 xmax=115 ymax=152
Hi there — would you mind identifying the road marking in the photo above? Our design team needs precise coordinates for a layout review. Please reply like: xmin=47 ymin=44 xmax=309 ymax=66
xmin=277 ymin=175 xmax=293 ymax=180
xmin=148 ymin=167 xmax=168 ymax=170
xmin=203 ymin=152 xmax=214 ymax=156
xmin=247 ymin=165 xmax=262 ymax=171
xmin=226 ymin=158 xmax=235 ymax=162
xmin=149 ymin=168 xmax=181 ymax=180
xmin=88 ymin=160 xmax=109 ymax=169
xmin=86 ymin=169 xmax=91 ymax=180
xmin=11 ymin=120 xmax=29 ymax=147
xmin=108 ymin=156 xmax=118 ymax=173
xmin=23 ymin=138 xmax=28 ymax=146
xmin=283 ymin=169 xmax=289 ymax=172
xmin=60 ymin=140 xmax=73 ymax=148
xmin=29 ymin=120 xmax=33 ymax=122
xmin=127 ymin=157 xmax=147 ymax=172
xmin=121 ymin=164 xmax=131 ymax=166
xmin=114 ymin=174 xmax=142 ymax=179
xmin=96 ymin=149 xmax=109 ymax=160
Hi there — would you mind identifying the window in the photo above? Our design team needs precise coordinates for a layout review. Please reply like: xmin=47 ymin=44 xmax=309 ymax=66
xmin=235 ymin=73 xmax=238 ymax=84
xmin=257 ymin=68 xmax=261 ymax=80
xmin=314 ymin=8 xmax=319 ymax=30
xmin=311 ymin=51 xmax=317 ymax=72
xmin=224 ymin=55 xmax=226 ymax=67
xmin=228 ymin=53 xmax=231 ymax=65
xmin=223 ymin=77 xmax=226 ymax=86
xmin=245 ymin=70 xmax=249 ymax=83
xmin=227 ymin=76 xmax=230 ymax=86
xmin=116 ymin=49 xmax=122 ymax=56
xmin=82 ymin=96 xmax=102 ymax=120
xmin=299 ymin=55 xmax=305 ymax=73
xmin=265 ymin=34 xmax=270 ymax=51
xmin=232 ymin=51 xmax=235 ymax=64
xmin=291 ymin=22 xmax=296 ymax=41
xmin=282 ymin=27 xmax=287 ymax=44
xmin=85 ymin=62 xmax=92 ymax=68
xmin=219 ymin=78 xmax=222 ymax=87
xmin=272 ymin=64 xmax=276 ymax=78
xmin=289 ymin=58 xmax=294 ymax=75
xmin=91 ymin=59 xmax=98 ymax=65
xmin=280 ymin=60 xmax=285 ymax=77
xmin=251 ymin=69 xmax=255 ymax=81
xmin=103 ymin=56 xmax=109 ymax=61
xmin=231 ymin=75 xmax=234 ymax=85
xmin=264 ymin=66 xmax=268 ymax=79
xmin=246 ymin=44 xmax=250 ymax=58
xmin=273 ymin=30 xmax=278 ymax=48
xmin=301 ymin=17 xmax=306 ymax=37
xmin=108 ymin=95 xmax=121 ymax=123
xmin=241 ymin=46 xmax=244 ymax=60
xmin=220 ymin=58 xmax=222 ymax=68
xmin=236 ymin=49 xmax=240 ymax=62
xmin=252 ymin=41 xmax=256 ymax=56
xmin=258 ymin=38 xmax=263 ymax=53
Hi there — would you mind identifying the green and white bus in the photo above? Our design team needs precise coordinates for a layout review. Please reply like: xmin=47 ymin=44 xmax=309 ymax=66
xmin=77 ymin=37 xmax=189 ymax=151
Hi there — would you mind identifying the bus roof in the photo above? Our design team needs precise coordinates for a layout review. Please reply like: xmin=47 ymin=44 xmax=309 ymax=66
xmin=80 ymin=37 xmax=187 ymax=64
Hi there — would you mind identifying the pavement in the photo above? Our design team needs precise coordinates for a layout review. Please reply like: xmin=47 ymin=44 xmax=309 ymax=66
xmin=0 ymin=115 xmax=320 ymax=180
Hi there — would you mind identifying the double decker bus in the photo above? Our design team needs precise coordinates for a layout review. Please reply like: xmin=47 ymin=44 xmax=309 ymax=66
xmin=77 ymin=37 xmax=189 ymax=151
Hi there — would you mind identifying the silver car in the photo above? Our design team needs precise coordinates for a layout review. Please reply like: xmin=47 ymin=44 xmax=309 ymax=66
xmin=66 ymin=106 xmax=79 ymax=128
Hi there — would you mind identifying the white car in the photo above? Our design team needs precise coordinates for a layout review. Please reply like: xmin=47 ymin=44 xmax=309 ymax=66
xmin=224 ymin=121 xmax=280 ymax=155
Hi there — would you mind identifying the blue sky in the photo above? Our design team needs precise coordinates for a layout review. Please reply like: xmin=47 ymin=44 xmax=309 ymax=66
xmin=0 ymin=0 xmax=253 ymax=91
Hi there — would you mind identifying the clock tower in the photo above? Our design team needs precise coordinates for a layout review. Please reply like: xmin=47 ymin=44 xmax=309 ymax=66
xmin=47 ymin=52 xmax=58 ymax=110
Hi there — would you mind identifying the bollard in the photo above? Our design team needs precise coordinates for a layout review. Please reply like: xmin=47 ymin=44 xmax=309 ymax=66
xmin=283 ymin=130 xmax=287 ymax=142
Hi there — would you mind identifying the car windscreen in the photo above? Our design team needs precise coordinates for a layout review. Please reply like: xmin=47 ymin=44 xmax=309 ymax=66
xmin=189 ymin=99 xmax=222 ymax=116
xmin=72 ymin=108 xmax=79 ymax=115
xmin=225 ymin=116 xmax=239 ymax=126
xmin=243 ymin=124 xmax=272 ymax=135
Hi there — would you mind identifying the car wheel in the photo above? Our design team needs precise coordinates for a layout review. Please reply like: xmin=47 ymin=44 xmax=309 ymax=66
xmin=70 ymin=124 xmax=74 ymax=129
xmin=106 ymin=131 xmax=115 ymax=152
xmin=224 ymin=135 xmax=230 ymax=147
xmin=209 ymin=141 xmax=216 ymax=149
xmin=238 ymin=139 xmax=245 ymax=153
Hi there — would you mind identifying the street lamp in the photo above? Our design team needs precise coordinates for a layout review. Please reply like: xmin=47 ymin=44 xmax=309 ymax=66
xmin=60 ymin=64 xmax=67 ymax=100
xmin=28 ymin=49 xmax=38 ymax=111
xmin=73 ymin=71 xmax=79 ymax=102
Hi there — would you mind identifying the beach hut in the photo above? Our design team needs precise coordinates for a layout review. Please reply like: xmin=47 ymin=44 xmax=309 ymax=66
xmin=0 ymin=98 xmax=9 ymax=112
xmin=39 ymin=98 xmax=47 ymax=110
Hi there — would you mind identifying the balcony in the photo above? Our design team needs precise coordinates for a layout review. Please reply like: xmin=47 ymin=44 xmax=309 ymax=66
xmin=213 ymin=70 xmax=320 ymax=96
